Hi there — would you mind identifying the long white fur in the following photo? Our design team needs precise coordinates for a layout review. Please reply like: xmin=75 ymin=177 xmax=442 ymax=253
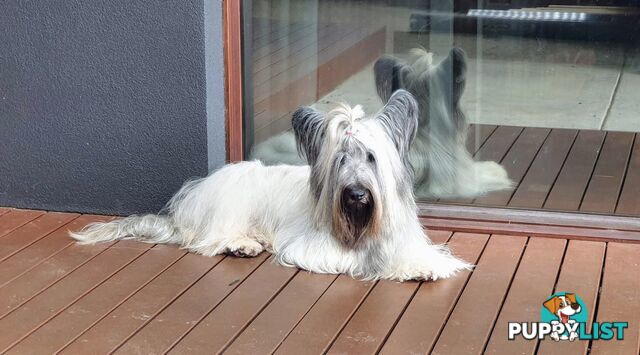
xmin=251 ymin=48 xmax=512 ymax=198
xmin=72 ymin=100 xmax=470 ymax=281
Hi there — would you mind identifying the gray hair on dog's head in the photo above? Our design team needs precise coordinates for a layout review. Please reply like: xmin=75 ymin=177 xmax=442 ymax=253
xmin=291 ymin=91 xmax=419 ymax=249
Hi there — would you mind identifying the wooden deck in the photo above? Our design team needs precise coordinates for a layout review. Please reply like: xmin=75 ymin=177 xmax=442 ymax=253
xmin=0 ymin=208 xmax=637 ymax=354
xmin=436 ymin=125 xmax=640 ymax=217
xmin=249 ymin=20 xmax=385 ymax=143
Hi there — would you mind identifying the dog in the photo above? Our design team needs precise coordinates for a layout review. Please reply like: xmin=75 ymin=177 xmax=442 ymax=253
xmin=543 ymin=293 xmax=582 ymax=341
xmin=250 ymin=48 xmax=512 ymax=198
xmin=71 ymin=90 xmax=470 ymax=281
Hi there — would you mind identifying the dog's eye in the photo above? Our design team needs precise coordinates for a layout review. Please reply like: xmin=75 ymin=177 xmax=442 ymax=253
xmin=367 ymin=152 xmax=376 ymax=163
xmin=339 ymin=156 xmax=347 ymax=166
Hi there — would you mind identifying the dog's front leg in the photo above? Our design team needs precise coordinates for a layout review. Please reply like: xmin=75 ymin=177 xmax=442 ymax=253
xmin=387 ymin=239 xmax=471 ymax=281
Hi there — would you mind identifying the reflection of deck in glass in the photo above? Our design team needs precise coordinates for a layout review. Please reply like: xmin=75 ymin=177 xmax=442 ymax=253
xmin=250 ymin=19 xmax=386 ymax=143
xmin=434 ymin=124 xmax=640 ymax=217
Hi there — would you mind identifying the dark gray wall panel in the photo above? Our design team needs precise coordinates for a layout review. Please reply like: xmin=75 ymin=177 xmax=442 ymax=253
xmin=0 ymin=1 xmax=225 ymax=215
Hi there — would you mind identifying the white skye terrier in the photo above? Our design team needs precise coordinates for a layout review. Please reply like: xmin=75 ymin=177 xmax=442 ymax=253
xmin=251 ymin=48 xmax=512 ymax=198
xmin=72 ymin=90 xmax=470 ymax=281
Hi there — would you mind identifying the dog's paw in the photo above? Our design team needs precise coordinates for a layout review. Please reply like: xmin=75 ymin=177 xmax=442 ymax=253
xmin=428 ymin=253 xmax=473 ymax=281
xmin=474 ymin=161 xmax=513 ymax=191
xmin=224 ymin=238 xmax=264 ymax=257
xmin=392 ymin=251 xmax=472 ymax=281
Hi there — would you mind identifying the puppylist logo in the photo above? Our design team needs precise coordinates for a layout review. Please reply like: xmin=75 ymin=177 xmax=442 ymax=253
xmin=508 ymin=292 xmax=628 ymax=342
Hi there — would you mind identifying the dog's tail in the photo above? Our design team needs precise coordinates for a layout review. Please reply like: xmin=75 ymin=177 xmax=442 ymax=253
xmin=70 ymin=214 xmax=182 ymax=245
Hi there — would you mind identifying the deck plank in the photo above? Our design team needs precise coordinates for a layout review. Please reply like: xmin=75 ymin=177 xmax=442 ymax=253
xmin=509 ymin=129 xmax=578 ymax=208
xmin=615 ymin=134 xmax=640 ymax=216
xmin=273 ymin=231 xmax=451 ymax=354
xmin=59 ymin=253 xmax=224 ymax=354
xmin=225 ymin=272 xmax=338 ymax=354
xmin=0 ymin=232 xmax=116 ymax=318
xmin=6 ymin=245 xmax=186 ymax=354
xmin=0 ymin=212 xmax=79 ymax=262
xmin=466 ymin=124 xmax=498 ymax=155
xmin=0 ymin=215 xmax=113 ymax=286
xmin=380 ymin=233 xmax=490 ymax=354
xmin=441 ymin=126 xmax=523 ymax=205
xmin=430 ymin=235 xmax=528 ymax=355
xmin=475 ymin=128 xmax=551 ymax=206
xmin=274 ymin=275 xmax=375 ymax=355
xmin=168 ymin=257 xmax=298 ymax=353
xmin=484 ymin=237 xmax=567 ymax=354
xmin=0 ymin=240 xmax=150 ymax=352
xmin=325 ymin=232 xmax=453 ymax=354
xmin=113 ymin=254 xmax=269 ymax=354
xmin=473 ymin=126 xmax=524 ymax=165
xmin=0 ymin=209 xmax=46 ymax=238
xmin=0 ymin=208 xmax=10 ymax=216
xmin=590 ymin=243 xmax=640 ymax=354
xmin=536 ymin=240 xmax=606 ymax=355
xmin=580 ymin=132 xmax=635 ymax=213
xmin=544 ymin=130 xmax=606 ymax=211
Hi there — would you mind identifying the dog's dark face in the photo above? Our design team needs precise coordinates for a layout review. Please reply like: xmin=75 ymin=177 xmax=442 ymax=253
xmin=292 ymin=90 xmax=419 ymax=248
xmin=374 ymin=47 xmax=467 ymax=131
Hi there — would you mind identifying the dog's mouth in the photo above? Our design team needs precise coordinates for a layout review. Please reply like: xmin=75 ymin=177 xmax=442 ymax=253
xmin=560 ymin=313 xmax=569 ymax=323
xmin=335 ymin=185 xmax=374 ymax=247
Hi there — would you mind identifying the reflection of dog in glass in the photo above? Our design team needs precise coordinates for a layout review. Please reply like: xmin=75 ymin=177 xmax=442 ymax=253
xmin=543 ymin=293 xmax=582 ymax=341
xmin=251 ymin=48 xmax=512 ymax=198
xmin=373 ymin=48 xmax=511 ymax=198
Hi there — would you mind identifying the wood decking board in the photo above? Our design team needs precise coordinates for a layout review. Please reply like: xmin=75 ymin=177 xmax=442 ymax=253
xmin=440 ymin=125 xmax=521 ymax=205
xmin=615 ymin=133 xmax=640 ymax=216
xmin=484 ymin=237 xmax=567 ymax=354
xmin=508 ymin=129 xmax=578 ymax=208
xmin=225 ymin=271 xmax=338 ymax=354
xmin=60 ymin=253 xmax=224 ymax=354
xmin=0 ymin=209 xmax=637 ymax=354
xmin=590 ymin=242 xmax=640 ymax=354
xmin=114 ymin=254 xmax=269 ymax=354
xmin=380 ymin=233 xmax=490 ymax=354
xmin=466 ymin=124 xmax=498 ymax=155
xmin=544 ymin=130 xmax=607 ymax=211
xmin=0 ymin=215 xmax=113 ymax=286
xmin=325 ymin=231 xmax=453 ymax=355
xmin=7 ymin=245 xmax=187 ymax=354
xmin=275 ymin=230 xmax=451 ymax=354
xmin=0 ymin=212 xmax=79 ymax=261
xmin=0 ymin=231 xmax=115 ymax=318
xmin=580 ymin=132 xmax=635 ymax=213
xmin=169 ymin=257 xmax=298 ymax=353
xmin=0 ymin=209 xmax=46 ymax=238
xmin=430 ymin=235 xmax=528 ymax=355
xmin=536 ymin=240 xmax=606 ymax=355
xmin=475 ymin=127 xmax=551 ymax=206
xmin=0 ymin=239 xmax=149 ymax=352
xmin=427 ymin=126 xmax=639 ymax=218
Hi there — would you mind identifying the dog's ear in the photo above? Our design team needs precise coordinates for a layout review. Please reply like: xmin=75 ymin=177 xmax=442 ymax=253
xmin=565 ymin=293 xmax=577 ymax=304
xmin=374 ymin=56 xmax=410 ymax=103
xmin=376 ymin=89 xmax=419 ymax=157
xmin=438 ymin=47 xmax=467 ymax=104
xmin=543 ymin=297 xmax=562 ymax=315
xmin=292 ymin=106 xmax=326 ymax=166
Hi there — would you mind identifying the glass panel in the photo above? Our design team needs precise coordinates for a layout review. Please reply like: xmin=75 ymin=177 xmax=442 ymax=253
xmin=242 ymin=0 xmax=640 ymax=217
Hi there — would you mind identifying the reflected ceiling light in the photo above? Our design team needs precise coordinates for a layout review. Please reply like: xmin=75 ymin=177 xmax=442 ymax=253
xmin=467 ymin=9 xmax=588 ymax=22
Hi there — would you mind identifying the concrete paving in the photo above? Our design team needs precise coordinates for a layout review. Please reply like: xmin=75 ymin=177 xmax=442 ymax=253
xmin=318 ymin=36 xmax=637 ymax=132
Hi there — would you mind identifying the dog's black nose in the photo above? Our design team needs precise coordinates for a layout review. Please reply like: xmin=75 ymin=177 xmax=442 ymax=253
xmin=571 ymin=303 xmax=580 ymax=310
xmin=346 ymin=186 xmax=367 ymax=202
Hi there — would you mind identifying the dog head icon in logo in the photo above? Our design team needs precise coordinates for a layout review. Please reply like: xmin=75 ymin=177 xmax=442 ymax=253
xmin=541 ymin=292 xmax=588 ymax=341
